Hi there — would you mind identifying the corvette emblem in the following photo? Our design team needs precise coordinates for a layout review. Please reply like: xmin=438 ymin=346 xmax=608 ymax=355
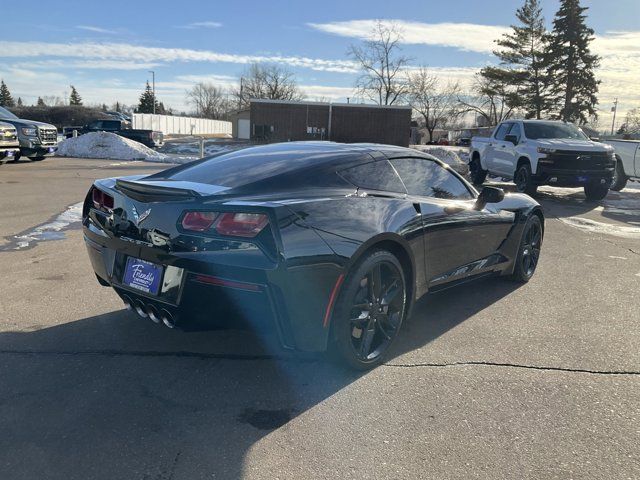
xmin=132 ymin=206 xmax=151 ymax=226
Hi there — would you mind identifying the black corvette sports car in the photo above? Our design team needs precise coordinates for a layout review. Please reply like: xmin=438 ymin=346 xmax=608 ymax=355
xmin=83 ymin=142 xmax=544 ymax=368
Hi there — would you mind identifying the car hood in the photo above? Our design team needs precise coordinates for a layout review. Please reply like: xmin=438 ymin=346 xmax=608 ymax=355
xmin=535 ymin=139 xmax=611 ymax=152
xmin=0 ymin=118 xmax=56 ymax=129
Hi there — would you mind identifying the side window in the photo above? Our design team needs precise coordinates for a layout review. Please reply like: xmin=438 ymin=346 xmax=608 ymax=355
xmin=339 ymin=159 xmax=406 ymax=193
xmin=508 ymin=123 xmax=521 ymax=143
xmin=391 ymin=158 xmax=473 ymax=200
xmin=89 ymin=121 xmax=101 ymax=129
xmin=494 ymin=123 xmax=512 ymax=141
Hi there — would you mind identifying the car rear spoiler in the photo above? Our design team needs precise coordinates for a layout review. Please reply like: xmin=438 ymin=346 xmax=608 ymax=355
xmin=115 ymin=179 xmax=229 ymax=202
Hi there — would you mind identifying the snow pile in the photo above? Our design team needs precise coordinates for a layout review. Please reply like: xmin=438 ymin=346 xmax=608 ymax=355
xmin=411 ymin=145 xmax=470 ymax=175
xmin=57 ymin=131 xmax=193 ymax=163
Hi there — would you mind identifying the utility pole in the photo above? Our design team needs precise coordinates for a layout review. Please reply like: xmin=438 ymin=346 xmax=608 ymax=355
xmin=238 ymin=77 xmax=244 ymax=110
xmin=611 ymin=98 xmax=618 ymax=135
xmin=148 ymin=70 xmax=156 ymax=115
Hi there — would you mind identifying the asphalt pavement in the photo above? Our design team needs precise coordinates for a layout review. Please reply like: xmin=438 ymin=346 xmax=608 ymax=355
xmin=0 ymin=157 xmax=638 ymax=480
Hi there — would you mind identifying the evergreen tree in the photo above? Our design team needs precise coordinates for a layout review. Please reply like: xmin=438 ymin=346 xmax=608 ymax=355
xmin=0 ymin=80 xmax=15 ymax=107
xmin=546 ymin=0 xmax=600 ymax=123
xmin=489 ymin=0 xmax=551 ymax=119
xmin=17 ymin=97 xmax=23 ymax=107
xmin=69 ymin=85 xmax=83 ymax=106
xmin=136 ymin=81 xmax=159 ymax=114
xmin=36 ymin=97 xmax=46 ymax=107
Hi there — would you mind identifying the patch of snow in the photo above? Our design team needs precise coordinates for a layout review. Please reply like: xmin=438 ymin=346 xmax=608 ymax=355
xmin=558 ymin=216 xmax=640 ymax=239
xmin=1 ymin=202 xmax=84 ymax=251
xmin=56 ymin=132 xmax=196 ymax=164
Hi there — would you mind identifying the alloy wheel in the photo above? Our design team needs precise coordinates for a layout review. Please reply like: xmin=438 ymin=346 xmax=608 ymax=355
xmin=348 ymin=261 xmax=406 ymax=362
xmin=520 ymin=220 xmax=542 ymax=277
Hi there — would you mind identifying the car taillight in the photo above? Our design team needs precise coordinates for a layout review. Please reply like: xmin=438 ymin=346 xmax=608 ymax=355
xmin=180 ymin=211 xmax=269 ymax=237
xmin=92 ymin=187 xmax=114 ymax=211
xmin=215 ymin=213 xmax=269 ymax=237
xmin=181 ymin=212 xmax=218 ymax=232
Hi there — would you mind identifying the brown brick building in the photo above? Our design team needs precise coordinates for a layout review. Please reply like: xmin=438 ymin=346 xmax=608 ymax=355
xmin=239 ymin=99 xmax=411 ymax=147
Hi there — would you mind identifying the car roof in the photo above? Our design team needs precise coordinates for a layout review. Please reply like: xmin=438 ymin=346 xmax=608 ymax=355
xmin=152 ymin=141 xmax=433 ymax=190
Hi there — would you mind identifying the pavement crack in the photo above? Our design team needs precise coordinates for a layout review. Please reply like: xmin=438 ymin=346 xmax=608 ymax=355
xmin=384 ymin=360 xmax=640 ymax=376
xmin=1 ymin=350 xmax=638 ymax=376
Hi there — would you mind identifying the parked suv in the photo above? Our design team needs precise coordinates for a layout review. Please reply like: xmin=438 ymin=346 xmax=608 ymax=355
xmin=0 ymin=106 xmax=58 ymax=161
xmin=470 ymin=120 xmax=615 ymax=200
xmin=0 ymin=121 xmax=20 ymax=163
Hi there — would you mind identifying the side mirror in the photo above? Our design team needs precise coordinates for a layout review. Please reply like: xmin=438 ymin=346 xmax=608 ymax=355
xmin=504 ymin=134 xmax=518 ymax=145
xmin=475 ymin=186 xmax=505 ymax=210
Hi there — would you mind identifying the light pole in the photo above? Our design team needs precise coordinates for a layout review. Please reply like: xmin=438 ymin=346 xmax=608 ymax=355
xmin=611 ymin=98 xmax=618 ymax=135
xmin=148 ymin=70 xmax=156 ymax=115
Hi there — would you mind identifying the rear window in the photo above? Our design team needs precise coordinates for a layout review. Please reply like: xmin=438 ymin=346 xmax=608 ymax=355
xmin=165 ymin=145 xmax=358 ymax=189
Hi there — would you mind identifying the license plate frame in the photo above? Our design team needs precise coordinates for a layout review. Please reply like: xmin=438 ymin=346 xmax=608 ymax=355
xmin=123 ymin=257 xmax=163 ymax=295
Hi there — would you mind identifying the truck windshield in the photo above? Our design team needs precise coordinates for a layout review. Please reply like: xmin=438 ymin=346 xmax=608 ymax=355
xmin=0 ymin=106 xmax=19 ymax=120
xmin=523 ymin=122 xmax=588 ymax=140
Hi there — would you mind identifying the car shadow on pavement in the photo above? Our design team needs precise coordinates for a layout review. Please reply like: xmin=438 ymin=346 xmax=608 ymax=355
xmin=0 ymin=277 xmax=520 ymax=479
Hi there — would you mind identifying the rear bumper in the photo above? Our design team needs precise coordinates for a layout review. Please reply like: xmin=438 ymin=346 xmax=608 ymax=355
xmin=83 ymin=224 xmax=342 ymax=352
xmin=533 ymin=166 xmax=613 ymax=187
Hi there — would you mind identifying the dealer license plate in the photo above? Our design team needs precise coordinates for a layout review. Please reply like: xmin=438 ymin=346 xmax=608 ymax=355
xmin=123 ymin=257 xmax=163 ymax=295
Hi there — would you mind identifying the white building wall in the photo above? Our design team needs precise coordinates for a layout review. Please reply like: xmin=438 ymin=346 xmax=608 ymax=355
xmin=132 ymin=114 xmax=232 ymax=136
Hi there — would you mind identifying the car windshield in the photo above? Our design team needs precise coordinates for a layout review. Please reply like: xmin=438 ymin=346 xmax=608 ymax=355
xmin=0 ymin=106 xmax=18 ymax=120
xmin=523 ymin=122 xmax=588 ymax=140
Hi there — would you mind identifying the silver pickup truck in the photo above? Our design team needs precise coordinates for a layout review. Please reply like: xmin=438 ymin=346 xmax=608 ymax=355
xmin=604 ymin=139 xmax=640 ymax=191
xmin=0 ymin=121 xmax=20 ymax=164
xmin=0 ymin=105 xmax=58 ymax=161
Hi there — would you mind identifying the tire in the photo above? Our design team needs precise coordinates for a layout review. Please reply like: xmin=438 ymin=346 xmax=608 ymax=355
xmin=514 ymin=162 xmax=538 ymax=196
xmin=28 ymin=156 xmax=46 ymax=162
xmin=584 ymin=181 xmax=609 ymax=201
xmin=610 ymin=159 xmax=628 ymax=192
xmin=510 ymin=215 xmax=543 ymax=283
xmin=469 ymin=155 xmax=487 ymax=186
xmin=330 ymin=250 xmax=408 ymax=370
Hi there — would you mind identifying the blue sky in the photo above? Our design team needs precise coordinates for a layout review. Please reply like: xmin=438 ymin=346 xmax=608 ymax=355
xmin=1 ymin=0 xmax=638 ymax=126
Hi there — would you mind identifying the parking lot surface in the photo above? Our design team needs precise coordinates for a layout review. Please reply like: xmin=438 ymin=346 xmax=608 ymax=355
xmin=0 ymin=157 xmax=639 ymax=479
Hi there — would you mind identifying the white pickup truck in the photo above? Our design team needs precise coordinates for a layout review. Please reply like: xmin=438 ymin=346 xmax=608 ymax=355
xmin=603 ymin=139 xmax=640 ymax=191
xmin=469 ymin=120 xmax=615 ymax=200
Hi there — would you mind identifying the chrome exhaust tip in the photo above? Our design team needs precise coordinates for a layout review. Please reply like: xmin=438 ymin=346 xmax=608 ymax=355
xmin=122 ymin=295 xmax=133 ymax=311
xmin=161 ymin=309 xmax=175 ymax=329
xmin=146 ymin=304 xmax=161 ymax=324
xmin=134 ymin=300 xmax=148 ymax=318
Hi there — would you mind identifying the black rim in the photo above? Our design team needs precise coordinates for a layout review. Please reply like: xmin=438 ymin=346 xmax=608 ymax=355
xmin=521 ymin=220 xmax=542 ymax=277
xmin=515 ymin=167 xmax=528 ymax=191
xmin=348 ymin=261 xmax=406 ymax=362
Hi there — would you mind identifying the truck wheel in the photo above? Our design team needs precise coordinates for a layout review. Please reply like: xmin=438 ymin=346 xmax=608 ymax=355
xmin=28 ymin=156 xmax=46 ymax=162
xmin=514 ymin=163 xmax=538 ymax=196
xmin=610 ymin=159 xmax=628 ymax=192
xmin=469 ymin=156 xmax=487 ymax=186
xmin=584 ymin=181 xmax=609 ymax=201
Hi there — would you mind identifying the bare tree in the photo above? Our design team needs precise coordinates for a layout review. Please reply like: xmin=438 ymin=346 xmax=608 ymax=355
xmin=233 ymin=63 xmax=304 ymax=109
xmin=407 ymin=67 xmax=461 ymax=142
xmin=186 ymin=83 xmax=231 ymax=119
xmin=348 ymin=20 xmax=411 ymax=105
xmin=457 ymin=71 xmax=520 ymax=126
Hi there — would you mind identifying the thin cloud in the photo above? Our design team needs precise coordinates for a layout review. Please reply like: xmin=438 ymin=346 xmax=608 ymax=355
xmin=0 ymin=41 xmax=358 ymax=73
xmin=308 ymin=19 xmax=509 ymax=53
xmin=76 ymin=25 xmax=118 ymax=34
xmin=178 ymin=21 xmax=223 ymax=29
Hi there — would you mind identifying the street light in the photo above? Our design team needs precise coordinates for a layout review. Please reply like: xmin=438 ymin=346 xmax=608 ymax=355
xmin=148 ymin=70 xmax=156 ymax=115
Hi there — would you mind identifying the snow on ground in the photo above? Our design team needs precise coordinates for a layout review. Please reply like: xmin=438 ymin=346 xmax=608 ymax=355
xmin=0 ymin=202 xmax=83 ymax=251
xmin=57 ymin=132 xmax=196 ymax=164
xmin=410 ymin=145 xmax=470 ymax=174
